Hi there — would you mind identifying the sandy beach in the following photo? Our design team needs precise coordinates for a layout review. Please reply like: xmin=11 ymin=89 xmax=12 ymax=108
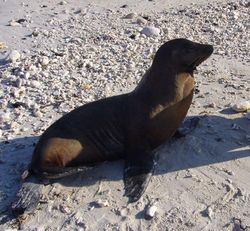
xmin=0 ymin=0 xmax=249 ymax=230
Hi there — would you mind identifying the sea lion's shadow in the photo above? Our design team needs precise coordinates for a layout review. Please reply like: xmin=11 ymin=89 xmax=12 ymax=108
xmin=53 ymin=160 xmax=124 ymax=187
xmin=154 ymin=114 xmax=249 ymax=175
xmin=0 ymin=114 xmax=249 ymax=212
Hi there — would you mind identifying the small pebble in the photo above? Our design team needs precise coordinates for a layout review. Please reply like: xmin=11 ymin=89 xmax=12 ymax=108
xmin=141 ymin=26 xmax=160 ymax=37
xmin=29 ymin=64 xmax=38 ymax=73
xmin=59 ymin=1 xmax=67 ymax=5
xmin=123 ymin=13 xmax=137 ymax=19
xmin=59 ymin=204 xmax=71 ymax=214
xmin=0 ymin=111 xmax=11 ymax=123
xmin=0 ymin=42 xmax=7 ymax=49
xmin=15 ymin=79 xmax=23 ymax=88
xmin=9 ymin=121 xmax=19 ymax=129
xmin=205 ymin=206 xmax=214 ymax=219
xmin=32 ymin=29 xmax=39 ymax=37
xmin=119 ymin=207 xmax=129 ymax=217
xmin=94 ymin=199 xmax=110 ymax=208
xmin=24 ymin=72 xmax=30 ymax=79
xmin=236 ymin=187 xmax=244 ymax=197
xmin=33 ymin=110 xmax=42 ymax=117
xmin=41 ymin=71 xmax=49 ymax=78
xmin=145 ymin=204 xmax=157 ymax=220
xmin=8 ymin=50 xmax=21 ymax=62
xmin=40 ymin=56 xmax=50 ymax=66
xmin=8 ymin=20 xmax=21 ymax=27
xmin=31 ymin=80 xmax=41 ymax=88
xmin=232 ymin=101 xmax=250 ymax=112
xmin=16 ymin=18 xmax=27 ymax=24
xmin=129 ymin=34 xmax=138 ymax=39
xmin=205 ymin=102 xmax=216 ymax=108
xmin=75 ymin=218 xmax=87 ymax=229
xmin=137 ymin=17 xmax=147 ymax=25
xmin=120 ymin=4 xmax=128 ymax=8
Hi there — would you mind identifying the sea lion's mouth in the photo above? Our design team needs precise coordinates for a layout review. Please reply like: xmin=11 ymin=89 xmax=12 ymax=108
xmin=189 ymin=57 xmax=201 ymax=70
xmin=187 ymin=58 xmax=198 ymax=76
xmin=189 ymin=55 xmax=209 ymax=73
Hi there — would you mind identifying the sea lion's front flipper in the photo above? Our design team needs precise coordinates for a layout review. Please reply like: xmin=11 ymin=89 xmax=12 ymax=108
xmin=124 ymin=148 xmax=156 ymax=203
xmin=173 ymin=116 xmax=200 ymax=138
xmin=11 ymin=177 xmax=43 ymax=217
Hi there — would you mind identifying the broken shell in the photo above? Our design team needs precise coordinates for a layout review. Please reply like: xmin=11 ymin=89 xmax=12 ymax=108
xmin=203 ymin=205 xmax=214 ymax=219
xmin=59 ymin=204 xmax=71 ymax=214
xmin=123 ymin=13 xmax=137 ymax=19
xmin=95 ymin=199 xmax=110 ymax=208
xmin=33 ymin=110 xmax=43 ymax=117
xmin=8 ymin=50 xmax=21 ymax=62
xmin=145 ymin=205 xmax=157 ymax=220
xmin=24 ymin=72 xmax=30 ymax=79
xmin=141 ymin=26 xmax=160 ymax=37
xmin=0 ymin=111 xmax=11 ymax=123
xmin=137 ymin=17 xmax=147 ymax=25
xmin=31 ymin=80 xmax=41 ymax=88
xmin=40 ymin=56 xmax=50 ymax=66
xmin=0 ymin=42 xmax=7 ymax=49
xmin=8 ymin=20 xmax=21 ymax=27
xmin=232 ymin=101 xmax=250 ymax=112
xmin=21 ymin=169 xmax=31 ymax=180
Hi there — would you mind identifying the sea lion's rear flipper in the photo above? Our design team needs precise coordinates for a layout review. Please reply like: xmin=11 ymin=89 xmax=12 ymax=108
xmin=124 ymin=147 xmax=156 ymax=203
xmin=11 ymin=178 xmax=42 ymax=217
xmin=12 ymin=166 xmax=93 ymax=217
xmin=173 ymin=116 xmax=200 ymax=138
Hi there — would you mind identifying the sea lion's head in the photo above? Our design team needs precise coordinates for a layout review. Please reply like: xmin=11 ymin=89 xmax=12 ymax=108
xmin=153 ymin=38 xmax=213 ymax=76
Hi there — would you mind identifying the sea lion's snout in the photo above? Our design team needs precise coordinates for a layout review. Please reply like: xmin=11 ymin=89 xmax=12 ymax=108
xmin=203 ymin=44 xmax=214 ymax=56
xmin=152 ymin=38 xmax=213 ymax=75
xmin=198 ymin=44 xmax=214 ymax=61
xmin=187 ymin=43 xmax=213 ymax=72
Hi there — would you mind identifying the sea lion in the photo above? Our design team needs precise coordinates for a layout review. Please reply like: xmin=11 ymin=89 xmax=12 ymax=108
xmin=12 ymin=38 xmax=213 ymax=216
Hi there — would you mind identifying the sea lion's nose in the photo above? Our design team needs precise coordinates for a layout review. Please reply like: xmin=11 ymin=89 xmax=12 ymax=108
xmin=203 ymin=44 xmax=214 ymax=56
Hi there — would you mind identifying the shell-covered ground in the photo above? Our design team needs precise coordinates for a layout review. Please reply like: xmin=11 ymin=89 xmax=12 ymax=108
xmin=0 ymin=0 xmax=249 ymax=230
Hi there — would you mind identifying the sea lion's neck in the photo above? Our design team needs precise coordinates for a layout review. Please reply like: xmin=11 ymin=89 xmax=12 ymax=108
xmin=133 ymin=67 xmax=186 ymax=107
